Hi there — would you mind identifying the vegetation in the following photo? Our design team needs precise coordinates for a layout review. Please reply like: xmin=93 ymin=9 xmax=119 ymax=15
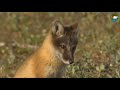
xmin=0 ymin=12 xmax=120 ymax=78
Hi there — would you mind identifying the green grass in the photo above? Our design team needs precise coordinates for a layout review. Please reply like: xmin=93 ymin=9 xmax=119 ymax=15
xmin=0 ymin=12 xmax=120 ymax=78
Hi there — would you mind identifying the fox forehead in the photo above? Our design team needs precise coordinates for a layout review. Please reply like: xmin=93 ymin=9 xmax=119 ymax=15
xmin=53 ymin=32 xmax=78 ymax=47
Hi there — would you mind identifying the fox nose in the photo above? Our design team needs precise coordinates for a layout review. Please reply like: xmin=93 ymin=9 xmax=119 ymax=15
xmin=69 ymin=56 xmax=74 ymax=64
xmin=69 ymin=60 xmax=74 ymax=64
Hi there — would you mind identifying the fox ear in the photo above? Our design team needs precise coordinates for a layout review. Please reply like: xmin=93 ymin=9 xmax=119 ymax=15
xmin=51 ymin=20 xmax=64 ymax=37
xmin=71 ymin=22 xmax=80 ymax=38
xmin=71 ymin=22 xmax=78 ymax=31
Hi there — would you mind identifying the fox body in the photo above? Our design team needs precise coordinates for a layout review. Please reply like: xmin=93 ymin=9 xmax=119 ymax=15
xmin=14 ymin=20 xmax=79 ymax=78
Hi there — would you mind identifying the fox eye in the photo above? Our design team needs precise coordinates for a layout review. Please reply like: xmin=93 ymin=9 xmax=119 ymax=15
xmin=72 ymin=46 xmax=76 ymax=51
xmin=60 ymin=44 xmax=66 ymax=49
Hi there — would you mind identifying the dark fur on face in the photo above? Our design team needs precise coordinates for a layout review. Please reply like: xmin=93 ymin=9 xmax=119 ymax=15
xmin=51 ymin=20 xmax=79 ymax=64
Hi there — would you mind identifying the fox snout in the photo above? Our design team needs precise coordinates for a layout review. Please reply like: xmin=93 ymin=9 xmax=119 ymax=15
xmin=69 ymin=59 xmax=74 ymax=64
xmin=63 ymin=52 xmax=74 ymax=64
xmin=68 ymin=55 xmax=74 ymax=64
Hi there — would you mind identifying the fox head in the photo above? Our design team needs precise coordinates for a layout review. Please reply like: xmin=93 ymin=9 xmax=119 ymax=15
xmin=51 ymin=20 xmax=79 ymax=65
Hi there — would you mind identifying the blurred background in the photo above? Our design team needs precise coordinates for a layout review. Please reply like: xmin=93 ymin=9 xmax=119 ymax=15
xmin=0 ymin=12 xmax=120 ymax=78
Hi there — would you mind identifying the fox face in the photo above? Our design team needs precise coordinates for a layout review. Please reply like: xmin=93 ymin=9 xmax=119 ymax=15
xmin=51 ymin=21 xmax=79 ymax=65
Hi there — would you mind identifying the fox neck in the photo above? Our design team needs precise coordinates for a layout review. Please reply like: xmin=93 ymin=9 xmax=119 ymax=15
xmin=34 ymin=33 xmax=67 ymax=78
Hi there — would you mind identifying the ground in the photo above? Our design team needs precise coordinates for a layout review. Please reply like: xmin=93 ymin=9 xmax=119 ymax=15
xmin=0 ymin=12 xmax=120 ymax=78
